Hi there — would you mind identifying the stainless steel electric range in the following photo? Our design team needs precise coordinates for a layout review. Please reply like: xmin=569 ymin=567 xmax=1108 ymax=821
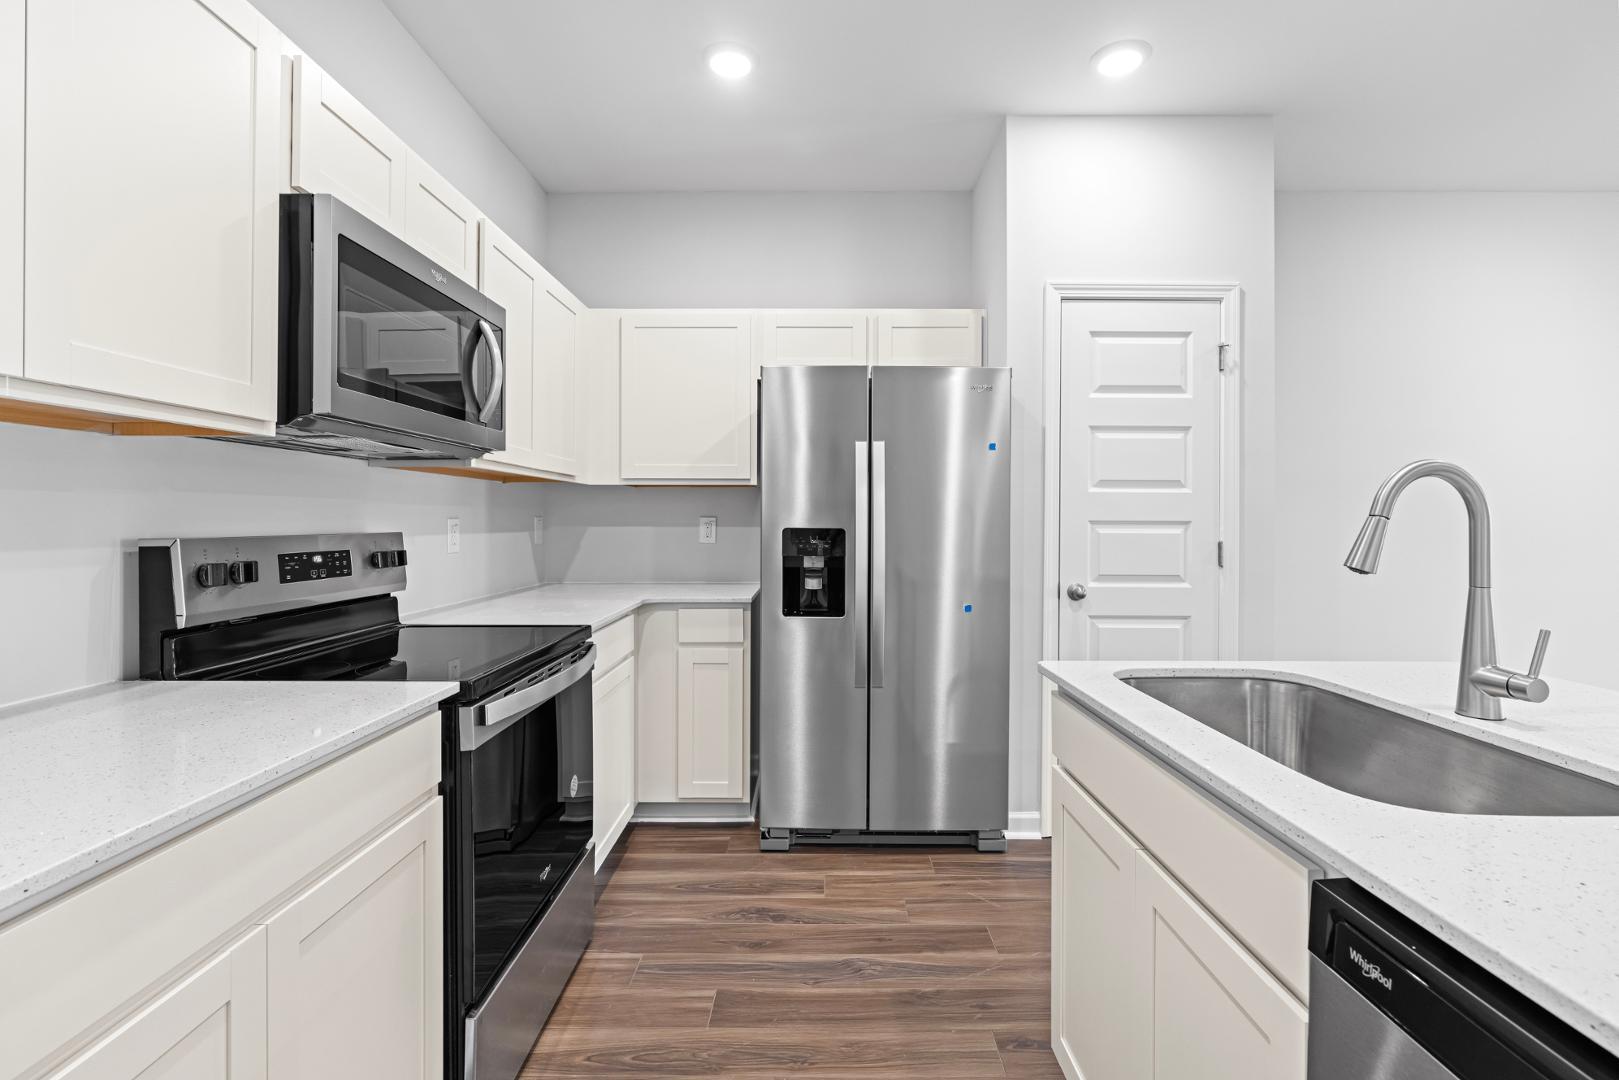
xmin=138 ymin=531 xmax=594 ymax=1080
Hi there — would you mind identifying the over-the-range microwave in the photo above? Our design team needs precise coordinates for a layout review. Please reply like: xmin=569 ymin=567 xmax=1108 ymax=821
xmin=225 ymin=193 xmax=507 ymax=461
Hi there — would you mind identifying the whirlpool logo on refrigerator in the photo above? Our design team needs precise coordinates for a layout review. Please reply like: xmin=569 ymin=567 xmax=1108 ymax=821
xmin=1349 ymin=946 xmax=1394 ymax=991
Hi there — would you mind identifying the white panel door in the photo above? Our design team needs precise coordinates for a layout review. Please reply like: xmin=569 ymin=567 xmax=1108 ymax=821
xmin=1058 ymin=299 xmax=1224 ymax=661
xmin=403 ymin=152 xmax=479 ymax=283
xmin=42 ymin=929 xmax=267 ymax=1080
xmin=592 ymin=656 xmax=637 ymax=868
xmin=756 ymin=310 xmax=869 ymax=370
xmin=264 ymin=798 xmax=442 ymax=1080
xmin=1138 ymin=852 xmax=1308 ymax=1080
xmin=290 ymin=55 xmax=407 ymax=234
xmin=620 ymin=312 xmax=753 ymax=481
xmin=1050 ymin=766 xmax=1146 ymax=1080
xmin=873 ymin=309 xmax=983 ymax=366
xmin=676 ymin=644 xmax=746 ymax=800
xmin=24 ymin=0 xmax=281 ymax=419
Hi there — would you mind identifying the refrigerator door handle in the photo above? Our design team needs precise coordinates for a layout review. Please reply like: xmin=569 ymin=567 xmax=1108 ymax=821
xmin=871 ymin=440 xmax=887 ymax=688
xmin=854 ymin=440 xmax=870 ymax=688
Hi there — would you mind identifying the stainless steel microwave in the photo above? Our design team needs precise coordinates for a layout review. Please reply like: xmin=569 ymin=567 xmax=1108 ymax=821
xmin=254 ymin=193 xmax=507 ymax=461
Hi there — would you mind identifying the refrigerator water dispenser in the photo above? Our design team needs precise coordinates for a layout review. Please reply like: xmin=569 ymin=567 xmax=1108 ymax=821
xmin=781 ymin=528 xmax=845 ymax=617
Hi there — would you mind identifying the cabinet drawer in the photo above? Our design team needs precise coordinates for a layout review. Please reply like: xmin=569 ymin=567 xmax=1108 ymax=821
xmin=1052 ymin=693 xmax=1313 ymax=1001
xmin=595 ymin=614 xmax=635 ymax=674
xmin=677 ymin=607 xmax=745 ymax=645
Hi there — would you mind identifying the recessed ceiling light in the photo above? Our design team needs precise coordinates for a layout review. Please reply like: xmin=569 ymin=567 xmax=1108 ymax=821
xmin=1091 ymin=39 xmax=1151 ymax=78
xmin=705 ymin=43 xmax=755 ymax=80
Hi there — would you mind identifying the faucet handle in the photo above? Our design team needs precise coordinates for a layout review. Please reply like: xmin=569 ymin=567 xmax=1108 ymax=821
xmin=1528 ymin=628 xmax=1551 ymax=679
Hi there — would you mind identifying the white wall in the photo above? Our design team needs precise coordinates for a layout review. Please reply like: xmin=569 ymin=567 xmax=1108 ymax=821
xmin=544 ymin=191 xmax=972 ymax=308
xmin=257 ymin=0 xmax=547 ymax=254
xmin=0 ymin=425 xmax=543 ymax=708
xmin=1275 ymin=192 xmax=1619 ymax=690
xmin=1001 ymin=116 xmax=1277 ymax=816
xmin=539 ymin=486 xmax=760 ymax=584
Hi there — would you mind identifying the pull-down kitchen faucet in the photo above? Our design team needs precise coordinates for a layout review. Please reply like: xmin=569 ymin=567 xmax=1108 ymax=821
xmin=1344 ymin=460 xmax=1550 ymax=720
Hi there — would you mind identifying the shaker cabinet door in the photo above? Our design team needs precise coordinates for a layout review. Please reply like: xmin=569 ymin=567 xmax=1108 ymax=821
xmin=676 ymin=644 xmax=747 ymax=800
xmin=1137 ymin=851 xmax=1308 ymax=1080
xmin=593 ymin=655 xmax=637 ymax=868
xmin=290 ymin=54 xmax=408 ymax=234
xmin=23 ymin=0 xmax=281 ymax=420
xmin=264 ymin=798 xmax=443 ymax=1080
xmin=619 ymin=312 xmax=753 ymax=482
xmin=404 ymin=152 xmax=480 ymax=283
xmin=41 ymin=929 xmax=268 ymax=1080
xmin=873 ymin=309 xmax=983 ymax=366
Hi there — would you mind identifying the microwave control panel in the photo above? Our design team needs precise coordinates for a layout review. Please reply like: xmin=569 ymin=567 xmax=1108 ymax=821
xmin=278 ymin=549 xmax=354 ymax=584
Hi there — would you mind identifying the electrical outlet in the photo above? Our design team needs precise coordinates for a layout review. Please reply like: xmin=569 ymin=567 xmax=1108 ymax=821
xmin=532 ymin=516 xmax=544 ymax=545
xmin=447 ymin=517 xmax=461 ymax=554
xmin=699 ymin=516 xmax=718 ymax=544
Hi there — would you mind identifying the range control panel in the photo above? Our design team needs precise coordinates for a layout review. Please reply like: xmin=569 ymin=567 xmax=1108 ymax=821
xmin=278 ymin=549 xmax=353 ymax=584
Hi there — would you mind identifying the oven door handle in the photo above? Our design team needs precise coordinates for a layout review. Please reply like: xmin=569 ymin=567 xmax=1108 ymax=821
xmin=458 ymin=643 xmax=596 ymax=751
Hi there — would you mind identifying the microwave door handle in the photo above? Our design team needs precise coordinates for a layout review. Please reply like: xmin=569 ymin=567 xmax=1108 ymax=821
xmin=474 ymin=318 xmax=505 ymax=424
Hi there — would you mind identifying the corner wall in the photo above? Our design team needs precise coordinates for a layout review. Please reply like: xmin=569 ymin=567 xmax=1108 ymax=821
xmin=1002 ymin=116 xmax=1277 ymax=816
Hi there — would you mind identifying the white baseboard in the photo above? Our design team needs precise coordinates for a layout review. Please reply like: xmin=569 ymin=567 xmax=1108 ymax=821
xmin=1007 ymin=810 xmax=1044 ymax=840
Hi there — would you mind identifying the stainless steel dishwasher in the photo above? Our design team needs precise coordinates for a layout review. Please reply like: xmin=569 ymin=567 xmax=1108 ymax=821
xmin=1308 ymin=879 xmax=1618 ymax=1080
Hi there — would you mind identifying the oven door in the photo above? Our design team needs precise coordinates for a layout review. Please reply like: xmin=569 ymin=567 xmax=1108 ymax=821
xmin=283 ymin=193 xmax=507 ymax=455
xmin=449 ymin=644 xmax=596 ymax=1080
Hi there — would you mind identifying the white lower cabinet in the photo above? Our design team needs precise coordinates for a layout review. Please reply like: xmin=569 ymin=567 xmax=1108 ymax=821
xmin=592 ymin=652 xmax=637 ymax=869
xmin=1050 ymin=692 xmax=1311 ymax=1080
xmin=676 ymin=643 xmax=747 ymax=800
xmin=264 ymin=797 xmax=442 ymax=1080
xmin=1138 ymin=851 xmax=1308 ymax=1080
xmin=42 ymin=929 xmax=268 ymax=1080
xmin=636 ymin=606 xmax=752 ymax=806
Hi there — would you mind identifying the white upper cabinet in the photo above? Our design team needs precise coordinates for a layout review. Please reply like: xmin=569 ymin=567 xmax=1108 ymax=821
xmin=403 ymin=152 xmax=479 ymax=284
xmin=290 ymin=54 xmax=407 ymax=234
xmin=756 ymin=310 xmax=870 ymax=369
xmin=1 ymin=0 xmax=21 ymax=378
xmin=22 ymin=0 xmax=281 ymax=421
xmin=620 ymin=311 xmax=754 ymax=482
xmin=874 ymin=308 xmax=984 ymax=366
xmin=478 ymin=220 xmax=581 ymax=477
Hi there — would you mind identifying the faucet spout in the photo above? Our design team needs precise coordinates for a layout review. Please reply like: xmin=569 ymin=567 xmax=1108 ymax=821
xmin=1343 ymin=460 xmax=1548 ymax=721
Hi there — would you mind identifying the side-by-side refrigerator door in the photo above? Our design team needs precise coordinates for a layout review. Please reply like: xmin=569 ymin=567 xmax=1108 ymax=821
xmin=868 ymin=366 xmax=1011 ymax=832
xmin=760 ymin=365 xmax=872 ymax=831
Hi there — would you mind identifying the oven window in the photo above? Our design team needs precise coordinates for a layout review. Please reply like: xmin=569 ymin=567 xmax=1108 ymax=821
xmin=465 ymin=674 xmax=593 ymax=1001
xmin=334 ymin=236 xmax=501 ymax=425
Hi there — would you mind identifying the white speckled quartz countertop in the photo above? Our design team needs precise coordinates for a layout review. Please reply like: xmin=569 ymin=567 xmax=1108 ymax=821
xmin=411 ymin=582 xmax=760 ymax=631
xmin=0 ymin=679 xmax=457 ymax=925
xmin=1039 ymin=659 xmax=1619 ymax=1057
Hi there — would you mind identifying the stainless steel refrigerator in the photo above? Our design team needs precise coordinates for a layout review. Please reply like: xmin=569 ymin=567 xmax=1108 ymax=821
xmin=759 ymin=365 xmax=1010 ymax=852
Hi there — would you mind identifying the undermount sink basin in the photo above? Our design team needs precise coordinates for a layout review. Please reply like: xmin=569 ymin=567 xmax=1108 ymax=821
xmin=1120 ymin=675 xmax=1619 ymax=816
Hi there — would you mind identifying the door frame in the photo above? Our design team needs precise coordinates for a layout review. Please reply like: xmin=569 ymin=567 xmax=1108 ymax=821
xmin=1039 ymin=282 xmax=1243 ymax=831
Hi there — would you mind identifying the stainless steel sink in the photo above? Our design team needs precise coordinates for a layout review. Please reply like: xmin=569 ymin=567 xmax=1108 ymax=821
xmin=1120 ymin=675 xmax=1619 ymax=816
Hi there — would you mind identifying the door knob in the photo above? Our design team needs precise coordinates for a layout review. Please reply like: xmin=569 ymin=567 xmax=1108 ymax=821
xmin=1066 ymin=583 xmax=1088 ymax=602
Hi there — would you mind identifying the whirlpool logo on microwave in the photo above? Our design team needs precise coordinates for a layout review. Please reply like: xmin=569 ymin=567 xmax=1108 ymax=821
xmin=430 ymin=266 xmax=448 ymax=285
xmin=1349 ymin=946 xmax=1394 ymax=991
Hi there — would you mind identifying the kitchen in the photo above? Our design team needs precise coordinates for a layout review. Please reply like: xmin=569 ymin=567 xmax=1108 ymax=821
xmin=1 ymin=1 xmax=1617 ymax=1079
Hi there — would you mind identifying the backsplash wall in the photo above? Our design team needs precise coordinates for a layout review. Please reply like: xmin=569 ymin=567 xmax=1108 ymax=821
xmin=0 ymin=424 xmax=544 ymax=709
xmin=539 ymin=486 xmax=761 ymax=584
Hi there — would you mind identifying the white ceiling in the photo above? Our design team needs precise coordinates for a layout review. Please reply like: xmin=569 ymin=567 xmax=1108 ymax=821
xmin=382 ymin=0 xmax=1619 ymax=193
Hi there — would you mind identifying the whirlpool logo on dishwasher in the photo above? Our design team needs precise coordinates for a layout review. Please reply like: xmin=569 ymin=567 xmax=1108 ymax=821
xmin=1349 ymin=946 xmax=1394 ymax=991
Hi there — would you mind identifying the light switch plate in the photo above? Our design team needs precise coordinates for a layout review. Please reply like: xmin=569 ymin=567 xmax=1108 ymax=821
xmin=699 ymin=516 xmax=718 ymax=544
xmin=447 ymin=517 xmax=461 ymax=554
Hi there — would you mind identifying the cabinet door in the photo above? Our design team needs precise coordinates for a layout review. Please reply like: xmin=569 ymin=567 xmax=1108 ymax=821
xmin=756 ymin=310 xmax=869 ymax=370
xmin=593 ymin=656 xmax=637 ymax=868
xmin=404 ymin=152 xmax=479 ymax=283
xmin=620 ymin=312 xmax=753 ymax=481
xmin=43 ymin=928 xmax=267 ymax=1080
xmin=676 ymin=644 xmax=747 ymax=800
xmin=1050 ymin=766 xmax=1145 ymax=1080
xmin=873 ymin=309 xmax=983 ymax=366
xmin=290 ymin=54 xmax=407 ymax=234
xmin=1 ymin=0 xmax=20 ymax=377
xmin=265 ymin=799 xmax=442 ymax=1080
xmin=1138 ymin=851 xmax=1308 ymax=1080
xmin=24 ymin=0 xmax=281 ymax=420
xmin=531 ymin=265 xmax=583 ymax=476
xmin=478 ymin=220 xmax=538 ymax=469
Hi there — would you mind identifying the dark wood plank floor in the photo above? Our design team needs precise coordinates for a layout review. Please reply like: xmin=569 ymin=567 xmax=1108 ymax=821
xmin=521 ymin=824 xmax=1059 ymax=1079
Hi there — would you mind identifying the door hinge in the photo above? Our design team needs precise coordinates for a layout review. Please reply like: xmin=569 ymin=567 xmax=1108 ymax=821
xmin=1218 ymin=342 xmax=1231 ymax=373
xmin=1217 ymin=540 xmax=1226 ymax=568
